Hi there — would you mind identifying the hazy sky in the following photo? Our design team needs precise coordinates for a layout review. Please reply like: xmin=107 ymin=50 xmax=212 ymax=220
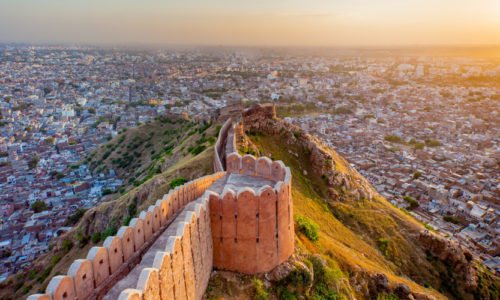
xmin=1 ymin=0 xmax=499 ymax=46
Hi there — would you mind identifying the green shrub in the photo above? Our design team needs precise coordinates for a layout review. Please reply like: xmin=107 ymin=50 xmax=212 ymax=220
xmin=377 ymin=238 xmax=391 ymax=256
xmin=278 ymin=289 xmax=298 ymax=300
xmin=384 ymin=134 xmax=404 ymax=144
xmin=21 ymin=284 xmax=31 ymax=294
xmin=101 ymin=226 xmax=117 ymax=240
xmin=424 ymin=224 xmax=434 ymax=231
xmin=334 ymin=106 xmax=353 ymax=115
xmin=425 ymin=139 xmax=442 ymax=147
xmin=412 ymin=142 xmax=425 ymax=150
xmin=102 ymin=188 xmax=113 ymax=196
xmin=127 ymin=200 xmax=138 ymax=217
xmin=309 ymin=256 xmax=342 ymax=299
xmin=50 ymin=255 xmax=61 ymax=266
xmin=241 ymin=146 xmax=257 ymax=156
xmin=403 ymin=195 xmax=419 ymax=210
xmin=170 ymin=177 xmax=187 ymax=189
xmin=28 ymin=156 xmax=39 ymax=169
xmin=279 ymin=264 xmax=313 ymax=291
xmin=76 ymin=231 xmax=89 ymax=248
xmin=198 ymin=122 xmax=211 ymax=134
xmin=443 ymin=215 xmax=461 ymax=224
xmin=91 ymin=232 xmax=102 ymax=244
xmin=215 ymin=125 xmax=222 ymax=136
xmin=188 ymin=144 xmax=206 ymax=155
xmin=31 ymin=200 xmax=48 ymax=213
xmin=61 ymin=239 xmax=73 ymax=253
xmin=377 ymin=293 xmax=399 ymax=300
xmin=252 ymin=278 xmax=269 ymax=300
xmin=37 ymin=266 xmax=53 ymax=283
xmin=27 ymin=269 xmax=38 ymax=280
xmin=123 ymin=216 xmax=132 ymax=226
xmin=296 ymin=215 xmax=319 ymax=242
xmin=207 ymin=136 xmax=216 ymax=145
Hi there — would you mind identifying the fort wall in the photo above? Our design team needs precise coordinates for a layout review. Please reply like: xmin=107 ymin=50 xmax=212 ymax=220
xmin=29 ymin=173 xmax=224 ymax=300
xmin=210 ymin=152 xmax=294 ymax=274
xmin=117 ymin=193 xmax=213 ymax=300
xmin=213 ymin=118 xmax=232 ymax=172
xmin=29 ymin=112 xmax=295 ymax=300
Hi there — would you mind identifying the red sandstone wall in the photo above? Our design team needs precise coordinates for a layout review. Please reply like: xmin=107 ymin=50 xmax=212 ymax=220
xmin=213 ymin=119 xmax=233 ymax=172
xmin=118 ymin=193 xmax=214 ymax=300
xmin=29 ymin=173 xmax=224 ymax=300
xmin=31 ymin=115 xmax=295 ymax=300
xmin=210 ymin=152 xmax=294 ymax=274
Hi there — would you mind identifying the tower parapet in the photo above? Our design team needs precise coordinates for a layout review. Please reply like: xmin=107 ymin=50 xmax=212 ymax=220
xmin=209 ymin=153 xmax=294 ymax=274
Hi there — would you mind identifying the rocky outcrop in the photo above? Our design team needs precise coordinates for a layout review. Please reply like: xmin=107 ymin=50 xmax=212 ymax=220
xmin=268 ymin=256 xmax=314 ymax=292
xmin=350 ymin=269 xmax=437 ymax=300
xmin=242 ymin=104 xmax=374 ymax=202
xmin=419 ymin=231 xmax=478 ymax=291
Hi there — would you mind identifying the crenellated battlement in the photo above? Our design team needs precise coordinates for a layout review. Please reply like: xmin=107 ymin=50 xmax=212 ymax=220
xmin=27 ymin=173 xmax=224 ymax=300
xmin=29 ymin=116 xmax=294 ymax=300
xmin=209 ymin=179 xmax=293 ymax=274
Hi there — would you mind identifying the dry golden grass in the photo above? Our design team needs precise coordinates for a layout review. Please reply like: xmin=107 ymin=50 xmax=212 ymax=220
xmin=249 ymin=132 xmax=446 ymax=299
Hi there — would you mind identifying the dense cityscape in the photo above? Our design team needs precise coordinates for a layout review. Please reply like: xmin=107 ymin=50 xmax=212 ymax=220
xmin=0 ymin=45 xmax=498 ymax=283
xmin=285 ymin=57 xmax=499 ymax=271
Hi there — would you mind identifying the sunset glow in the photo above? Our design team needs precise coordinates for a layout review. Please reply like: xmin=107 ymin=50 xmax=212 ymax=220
xmin=0 ymin=0 xmax=499 ymax=46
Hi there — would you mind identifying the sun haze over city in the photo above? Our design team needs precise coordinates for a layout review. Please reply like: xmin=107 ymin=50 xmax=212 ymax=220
xmin=1 ymin=0 xmax=500 ymax=46
xmin=1 ymin=1 xmax=499 ymax=300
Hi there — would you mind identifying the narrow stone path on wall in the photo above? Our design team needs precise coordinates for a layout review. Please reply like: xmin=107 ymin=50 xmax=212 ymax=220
xmin=210 ymin=173 xmax=276 ymax=194
xmin=104 ymin=172 xmax=278 ymax=299
xmin=29 ymin=115 xmax=295 ymax=300
xmin=103 ymin=182 xmax=217 ymax=299
xmin=101 ymin=183 xmax=222 ymax=299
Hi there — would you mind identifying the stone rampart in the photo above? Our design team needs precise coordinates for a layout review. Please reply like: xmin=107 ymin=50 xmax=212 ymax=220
xmin=29 ymin=173 xmax=224 ymax=300
xmin=117 ymin=193 xmax=213 ymax=300
xmin=213 ymin=118 xmax=232 ymax=172
xmin=29 ymin=113 xmax=295 ymax=300
xmin=210 ymin=152 xmax=294 ymax=274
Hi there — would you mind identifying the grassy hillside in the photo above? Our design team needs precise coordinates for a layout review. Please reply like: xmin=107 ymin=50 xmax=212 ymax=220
xmin=207 ymin=115 xmax=498 ymax=300
xmin=1 ymin=118 xmax=220 ymax=299
xmin=250 ymin=132 xmax=442 ymax=299
xmin=86 ymin=115 xmax=215 ymax=190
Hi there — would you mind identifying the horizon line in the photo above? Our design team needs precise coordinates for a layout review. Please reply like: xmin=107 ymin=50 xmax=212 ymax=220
xmin=2 ymin=41 xmax=500 ymax=50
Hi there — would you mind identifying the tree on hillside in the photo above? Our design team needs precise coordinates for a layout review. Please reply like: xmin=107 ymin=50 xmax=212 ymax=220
xmin=31 ymin=200 xmax=48 ymax=213
xmin=28 ymin=156 xmax=40 ymax=169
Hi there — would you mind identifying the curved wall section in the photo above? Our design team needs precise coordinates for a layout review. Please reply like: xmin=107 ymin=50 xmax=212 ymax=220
xmin=118 ymin=193 xmax=214 ymax=300
xmin=29 ymin=173 xmax=224 ymax=300
xmin=29 ymin=116 xmax=295 ymax=300
xmin=209 ymin=152 xmax=294 ymax=274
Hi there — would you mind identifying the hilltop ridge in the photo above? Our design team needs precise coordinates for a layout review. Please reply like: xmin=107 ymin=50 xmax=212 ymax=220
xmin=23 ymin=112 xmax=296 ymax=300
xmin=0 ymin=118 xmax=218 ymax=299
xmin=206 ymin=104 xmax=497 ymax=300
xmin=3 ymin=105 xmax=498 ymax=300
